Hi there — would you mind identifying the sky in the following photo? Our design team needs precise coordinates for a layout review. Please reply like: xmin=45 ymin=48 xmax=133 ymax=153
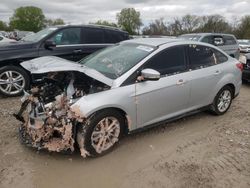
xmin=0 ymin=0 xmax=250 ymax=25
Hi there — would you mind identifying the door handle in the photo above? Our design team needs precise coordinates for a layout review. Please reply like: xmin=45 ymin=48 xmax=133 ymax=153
xmin=214 ymin=70 xmax=221 ymax=75
xmin=73 ymin=49 xmax=82 ymax=53
xmin=176 ymin=79 xmax=186 ymax=85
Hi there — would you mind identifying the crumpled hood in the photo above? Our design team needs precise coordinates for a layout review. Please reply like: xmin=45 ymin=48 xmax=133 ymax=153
xmin=21 ymin=56 xmax=113 ymax=87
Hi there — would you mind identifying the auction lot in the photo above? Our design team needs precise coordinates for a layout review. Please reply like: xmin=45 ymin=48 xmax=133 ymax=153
xmin=0 ymin=84 xmax=249 ymax=188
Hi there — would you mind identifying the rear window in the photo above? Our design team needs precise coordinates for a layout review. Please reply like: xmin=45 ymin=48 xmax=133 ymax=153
xmin=104 ymin=30 xmax=127 ymax=43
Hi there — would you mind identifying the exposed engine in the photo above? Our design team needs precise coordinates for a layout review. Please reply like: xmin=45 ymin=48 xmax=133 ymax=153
xmin=14 ymin=71 xmax=110 ymax=156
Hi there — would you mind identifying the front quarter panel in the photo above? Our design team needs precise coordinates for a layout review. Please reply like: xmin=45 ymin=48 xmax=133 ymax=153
xmin=71 ymin=84 xmax=137 ymax=131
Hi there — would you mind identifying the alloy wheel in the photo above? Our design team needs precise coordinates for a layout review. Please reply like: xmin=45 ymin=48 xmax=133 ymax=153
xmin=0 ymin=70 xmax=25 ymax=95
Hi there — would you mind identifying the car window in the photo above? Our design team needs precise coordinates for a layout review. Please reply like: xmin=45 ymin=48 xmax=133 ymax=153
xmin=223 ymin=36 xmax=237 ymax=45
xmin=212 ymin=49 xmax=228 ymax=64
xmin=188 ymin=45 xmax=216 ymax=69
xmin=50 ymin=28 xmax=81 ymax=45
xmin=143 ymin=46 xmax=187 ymax=76
xmin=104 ymin=30 xmax=125 ymax=43
xmin=0 ymin=36 xmax=3 ymax=41
xmin=201 ymin=36 xmax=214 ymax=44
xmin=83 ymin=28 xmax=104 ymax=44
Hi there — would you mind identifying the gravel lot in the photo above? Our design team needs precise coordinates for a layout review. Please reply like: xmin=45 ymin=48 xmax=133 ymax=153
xmin=0 ymin=84 xmax=250 ymax=188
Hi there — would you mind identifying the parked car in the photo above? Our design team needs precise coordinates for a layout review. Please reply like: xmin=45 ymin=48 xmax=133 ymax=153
xmin=0 ymin=25 xmax=129 ymax=97
xmin=0 ymin=35 xmax=15 ymax=43
xmin=238 ymin=40 xmax=250 ymax=53
xmin=14 ymin=38 xmax=242 ymax=157
xmin=242 ymin=53 xmax=250 ymax=82
xmin=178 ymin=33 xmax=240 ymax=59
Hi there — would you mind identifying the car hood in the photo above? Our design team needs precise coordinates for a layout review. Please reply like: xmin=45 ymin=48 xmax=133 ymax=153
xmin=21 ymin=56 xmax=113 ymax=87
xmin=0 ymin=41 xmax=35 ymax=51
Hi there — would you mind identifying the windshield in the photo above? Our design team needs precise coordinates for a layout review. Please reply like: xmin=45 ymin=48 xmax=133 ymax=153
xmin=79 ymin=43 xmax=156 ymax=79
xmin=178 ymin=34 xmax=201 ymax=41
xmin=22 ymin=27 xmax=57 ymax=42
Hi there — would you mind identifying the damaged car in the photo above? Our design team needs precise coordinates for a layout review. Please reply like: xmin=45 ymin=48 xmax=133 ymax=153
xmin=14 ymin=38 xmax=242 ymax=157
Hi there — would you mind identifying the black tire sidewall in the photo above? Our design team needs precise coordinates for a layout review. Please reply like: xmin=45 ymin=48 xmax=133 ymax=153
xmin=84 ymin=110 xmax=125 ymax=157
xmin=0 ymin=65 xmax=30 ymax=97
xmin=213 ymin=86 xmax=233 ymax=115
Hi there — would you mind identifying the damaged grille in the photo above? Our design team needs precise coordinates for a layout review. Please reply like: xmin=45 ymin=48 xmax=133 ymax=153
xmin=14 ymin=71 xmax=110 ymax=157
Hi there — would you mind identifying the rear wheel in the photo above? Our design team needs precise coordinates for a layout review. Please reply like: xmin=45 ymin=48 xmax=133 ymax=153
xmin=0 ymin=66 xmax=30 ymax=97
xmin=211 ymin=86 xmax=233 ymax=115
xmin=83 ymin=110 xmax=125 ymax=157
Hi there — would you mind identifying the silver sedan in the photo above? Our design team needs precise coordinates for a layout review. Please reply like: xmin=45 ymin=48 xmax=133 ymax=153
xmin=15 ymin=38 xmax=242 ymax=157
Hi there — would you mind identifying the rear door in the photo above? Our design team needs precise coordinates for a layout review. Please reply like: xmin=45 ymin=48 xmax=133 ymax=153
xmin=39 ymin=27 xmax=83 ymax=61
xmin=187 ymin=44 xmax=227 ymax=109
xmin=135 ymin=45 xmax=191 ymax=127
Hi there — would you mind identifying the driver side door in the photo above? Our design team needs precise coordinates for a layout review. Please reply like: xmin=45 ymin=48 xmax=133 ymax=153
xmin=135 ymin=45 xmax=191 ymax=128
xmin=39 ymin=27 xmax=82 ymax=61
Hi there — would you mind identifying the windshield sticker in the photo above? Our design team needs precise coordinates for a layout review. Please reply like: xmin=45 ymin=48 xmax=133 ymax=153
xmin=136 ymin=45 xmax=154 ymax=52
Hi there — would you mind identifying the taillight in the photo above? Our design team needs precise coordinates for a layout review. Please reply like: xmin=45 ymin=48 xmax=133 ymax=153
xmin=236 ymin=62 xmax=243 ymax=72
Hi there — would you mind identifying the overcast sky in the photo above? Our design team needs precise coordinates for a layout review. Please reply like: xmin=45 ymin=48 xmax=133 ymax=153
xmin=0 ymin=0 xmax=249 ymax=25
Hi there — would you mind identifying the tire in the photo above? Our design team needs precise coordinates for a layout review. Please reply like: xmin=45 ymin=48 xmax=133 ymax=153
xmin=82 ymin=110 xmax=126 ymax=157
xmin=0 ymin=66 xmax=30 ymax=97
xmin=210 ymin=86 xmax=233 ymax=115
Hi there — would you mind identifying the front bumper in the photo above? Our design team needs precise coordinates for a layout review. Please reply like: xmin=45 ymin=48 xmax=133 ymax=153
xmin=13 ymin=93 xmax=86 ymax=155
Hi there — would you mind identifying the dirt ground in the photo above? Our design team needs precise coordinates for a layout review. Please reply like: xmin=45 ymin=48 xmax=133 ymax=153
xmin=0 ymin=84 xmax=250 ymax=188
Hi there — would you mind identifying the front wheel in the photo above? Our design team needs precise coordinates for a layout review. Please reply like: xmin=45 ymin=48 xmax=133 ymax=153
xmin=0 ymin=66 xmax=30 ymax=97
xmin=211 ymin=86 xmax=233 ymax=115
xmin=82 ymin=110 xmax=125 ymax=157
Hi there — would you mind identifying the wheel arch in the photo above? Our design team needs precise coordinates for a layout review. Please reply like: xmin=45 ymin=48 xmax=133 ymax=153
xmin=88 ymin=107 xmax=130 ymax=134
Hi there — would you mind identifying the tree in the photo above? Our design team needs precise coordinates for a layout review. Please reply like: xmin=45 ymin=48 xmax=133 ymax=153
xmin=9 ymin=6 xmax=45 ymax=32
xmin=196 ymin=15 xmax=232 ymax=33
xmin=142 ymin=18 xmax=168 ymax=35
xmin=181 ymin=14 xmax=201 ymax=33
xmin=234 ymin=15 xmax=250 ymax=39
xmin=0 ymin=20 xmax=8 ymax=31
xmin=45 ymin=18 xmax=65 ymax=27
xmin=117 ymin=8 xmax=142 ymax=34
xmin=91 ymin=20 xmax=118 ymax=28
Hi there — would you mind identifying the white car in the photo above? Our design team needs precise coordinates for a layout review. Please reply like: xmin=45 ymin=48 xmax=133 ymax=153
xmin=0 ymin=35 xmax=15 ymax=43
xmin=238 ymin=40 xmax=250 ymax=53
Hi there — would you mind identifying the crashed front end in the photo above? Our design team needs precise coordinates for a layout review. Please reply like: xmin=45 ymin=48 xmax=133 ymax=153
xmin=14 ymin=57 xmax=112 ymax=157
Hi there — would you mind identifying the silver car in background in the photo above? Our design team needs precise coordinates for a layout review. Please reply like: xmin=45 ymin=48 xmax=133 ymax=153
xmin=15 ymin=38 xmax=242 ymax=157
xmin=179 ymin=33 xmax=240 ymax=59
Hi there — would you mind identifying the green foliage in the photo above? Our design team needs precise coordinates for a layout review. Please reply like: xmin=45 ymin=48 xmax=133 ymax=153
xmin=117 ymin=8 xmax=142 ymax=35
xmin=9 ymin=6 xmax=46 ymax=32
xmin=0 ymin=20 xmax=8 ymax=31
xmin=91 ymin=20 xmax=118 ymax=28
xmin=45 ymin=18 xmax=65 ymax=27
xmin=234 ymin=16 xmax=250 ymax=39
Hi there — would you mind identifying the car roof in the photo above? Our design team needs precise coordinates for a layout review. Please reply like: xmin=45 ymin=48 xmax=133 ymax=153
xmin=54 ymin=24 xmax=128 ymax=34
xmin=122 ymin=38 xmax=182 ymax=47
xmin=180 ymin=33 xmax=235 ymax=37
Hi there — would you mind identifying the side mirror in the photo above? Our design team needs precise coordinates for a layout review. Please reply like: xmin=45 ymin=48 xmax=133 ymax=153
xmin=139 ymin=68 xmax=160 ymax=81
xmin=44 ymin=40 xmax=56 ymax=49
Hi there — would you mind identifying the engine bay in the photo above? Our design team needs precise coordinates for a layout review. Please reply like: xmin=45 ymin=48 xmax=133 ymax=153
xmin=14 ymin=71 xmax=110 ymax=157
